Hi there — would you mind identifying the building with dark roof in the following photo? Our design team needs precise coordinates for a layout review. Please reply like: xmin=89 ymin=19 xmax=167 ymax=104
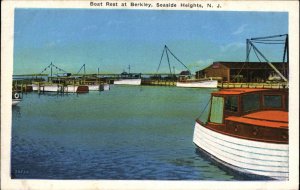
xmin=196 ymin=61 xmax=288 ymax=82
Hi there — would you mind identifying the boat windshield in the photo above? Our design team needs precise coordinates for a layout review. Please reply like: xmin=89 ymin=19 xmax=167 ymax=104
xmin=243 ymin=93 xmax=260 ymax=113
xmin=225 ymin=96 xmax=238 ymax=112
xmin=210 ymin=96 xmax=224 ymax=124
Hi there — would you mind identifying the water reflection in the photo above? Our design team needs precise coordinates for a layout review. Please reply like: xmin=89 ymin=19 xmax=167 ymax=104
xmin=11 ymin=87 xmax=237 ymax=180
xmin=12 ymin=106 xmax=21 ymax=118
xmin=194 ymin=148 xmax=273 ymax=181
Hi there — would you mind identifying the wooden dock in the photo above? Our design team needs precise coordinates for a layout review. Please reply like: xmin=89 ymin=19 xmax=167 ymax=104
xmin=141 ymin=79 xmax=176 ymax=86
xmin=218 ymin=82 xmax=288 ymax=89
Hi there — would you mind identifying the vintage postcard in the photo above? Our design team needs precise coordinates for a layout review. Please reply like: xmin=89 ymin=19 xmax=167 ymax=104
xmin=1 ymin=0 xmax=299 ymax=189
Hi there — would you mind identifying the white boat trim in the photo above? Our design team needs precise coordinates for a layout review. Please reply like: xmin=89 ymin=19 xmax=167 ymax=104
xmin=193 ymin=122 xmax=289 ymax=180
xmin=88 ymin=84 xmax=110 ymax=91
xmin=64 ymin=85 xmax=78 ymax=93
xmin=31 ymin=84 xmax=60 ymax=92
xmin=176 ymin=79 xmax=218 ymax=88
xmin=114 ymin=79 xmax=141 ymax=85
xmin=102 ymin=84 xmax=110 ymax=91
xmin=88 ymin=85 xmax=99 ymax=91
xmin=31 ymin=84 xmax=39 ymax=91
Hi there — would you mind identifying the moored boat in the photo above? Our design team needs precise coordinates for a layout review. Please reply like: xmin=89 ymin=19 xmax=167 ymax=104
xmin=114 ymin=78 xmax=141 ymax=85
xmin=114 ymin=71 xmax=142 ymax=86
xmin=193 ymin=88 xmax=288 ymax=180
xmin=88 ymin=84 xmax=110 ymax=91
xmin=63 ymin=85 xmax=89 ymax=93
xmin=31 ymin=84 xmax=89 ymax=93
xmin=100 ymin=83 xmax=110 ymax=91
xmin=12 ymin=92 xmax=22 ymax=106
xmin=176 ymin=78 xmax=218 ymax=88
xmin=31 ymin=84 xmax=60 ymax=92
xmin=88 ymin=84 xmax=100 ymax=91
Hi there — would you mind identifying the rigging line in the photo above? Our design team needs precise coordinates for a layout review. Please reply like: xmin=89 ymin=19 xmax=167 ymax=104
xmin=246 ymin=39 xmax=250 ymax=62
xmin=253 ymin=46 xmax=262 ymax=62
xmin=77 ymin=64 xmax=85 ymax=74
xmin=249 ymin=40 xmax=287 ymax=82
xmin=231 ymin=44 xmax=253 ymax=82
xmin=252 ymin=42 xmax=285 ymax=45
xmin=198 ymin=97 xmax=212 ymax=119
xmin=52 ymin=63 xmax=67 ymax=73
xmin=39 ymin=63 xmax=52 ymax=74
xmin=282 ymin=36 xmax=288 ymax=63
xmin=165 ymin=47 xmax=172 ymax=75
xmin=156 ymin=46 xmax=166 ymax=73
xmin=250 ymin=34 xmax=287 ymax=41
xmin=251 ymin=39 xmax=285 ymax=42
xmin=282 ymin=35 xmax=288 ymax=77
xmin=165 ymin=46 xmax=191 ymax=73
xmin=39 ymin=67 xmax=48 ymax=74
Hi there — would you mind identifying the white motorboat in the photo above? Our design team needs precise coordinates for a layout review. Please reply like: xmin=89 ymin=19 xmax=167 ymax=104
xmin=193 ymin=88 xmax=288 ymax=180
xmin=176 ymin=78 xmax=218 ymax=88
xmin=31 ymin=84 xmax=60 ymax=92
xmin=114 ymin=78 xmax=141 ymax=85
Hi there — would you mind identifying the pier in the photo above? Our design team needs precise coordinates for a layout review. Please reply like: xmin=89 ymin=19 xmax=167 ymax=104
xmin=13 ymin=74 xmax=289 ymax=93
xmin=218 ymin=82 xmax=288 ymax=89
xmin=141 ymin=79 xmax=176 ymax=86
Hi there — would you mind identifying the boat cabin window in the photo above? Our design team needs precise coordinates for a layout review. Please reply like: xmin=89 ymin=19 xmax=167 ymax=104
xmin=263 ymin=95 xmax=282 ymax=108
xmin=242 ymin=93 xmax=260 ymax=113
xmin=225 ymin=96 xmax=238 ymax=112
xmin=210 ymin=96 xmax=224 ymax=124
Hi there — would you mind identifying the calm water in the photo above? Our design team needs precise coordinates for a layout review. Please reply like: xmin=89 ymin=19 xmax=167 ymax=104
xmin=12 ymin=85 xmax=236 ymax=180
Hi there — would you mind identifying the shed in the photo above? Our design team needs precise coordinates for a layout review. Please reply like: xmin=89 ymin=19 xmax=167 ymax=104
xmin=195 ymin=61 xmax=288 ymax=82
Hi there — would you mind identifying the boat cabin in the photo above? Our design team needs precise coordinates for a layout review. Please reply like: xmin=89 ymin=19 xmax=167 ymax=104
xmin=199 ymin=88 xmax=288 ymax=143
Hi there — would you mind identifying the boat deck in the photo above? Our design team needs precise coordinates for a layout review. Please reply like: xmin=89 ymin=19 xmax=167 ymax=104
xmin=226 ymin=110 xmax=288 ymax=129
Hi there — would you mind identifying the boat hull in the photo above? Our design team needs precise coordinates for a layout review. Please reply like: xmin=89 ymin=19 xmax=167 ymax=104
xmin=193 ymin=121 xmax=289 ymax=180
xmin=31 ymin=84 xmax=38 ymax=91
xmin=88 ymin=85 xmax=99 ymax=91
xmin=64 ymin=85 xmax=78 ymax=93
xmin=31 ymin=84 xmax=89 ymax=93
xmin=114 ymin=79 xmax=141 ymax=85
xmin=176 ymin=80 xmax=218 ymax=88
xmin=88 ymin=84 xmax=110 ymax=91
xmin=101 ymin=84 xmax=110 ymax=91
xmin=31 ymin=84 xmax=60 ymax=92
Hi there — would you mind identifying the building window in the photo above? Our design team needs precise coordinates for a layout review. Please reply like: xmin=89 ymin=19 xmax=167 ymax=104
xmin=264 ymin=95 xmax=282 ymax=108
xmin=225 ymin=96 xmax=238 ymax=112
xmin=243 ymin=93 xmax=260 ymax=113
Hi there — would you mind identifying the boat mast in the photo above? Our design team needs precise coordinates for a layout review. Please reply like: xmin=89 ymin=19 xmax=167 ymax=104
xmin=77 ymin=64 xmax=86 ymax=75
xmin=247 ymin=34 xmax=288 ymax=82
xmin=282 ymin=34 xmax=289 ymax=78
xmin=165 ymin=46 xmax=172 ymax=75
xmin=156 ymin=45 xmax=191 ymax=76
xmin=39 ymin=62 xmax=67 ymax=81
xmin=165 ymin=45 xmax=191 ymax=74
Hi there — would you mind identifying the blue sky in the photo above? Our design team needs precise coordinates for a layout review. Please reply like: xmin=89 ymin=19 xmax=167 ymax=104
xmin=13 ymin=9 xmax=288 ymax=74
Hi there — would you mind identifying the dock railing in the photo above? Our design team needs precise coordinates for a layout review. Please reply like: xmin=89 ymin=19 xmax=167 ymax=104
xmin=219 ymin=82 xmax=288 ymax=89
